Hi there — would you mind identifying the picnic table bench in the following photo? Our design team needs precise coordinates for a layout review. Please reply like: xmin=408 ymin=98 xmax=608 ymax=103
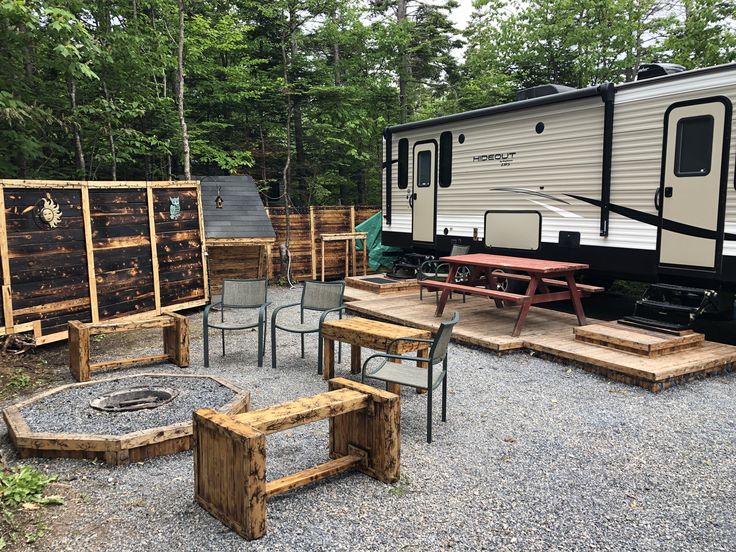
xmin=421 ymin=253 xmax=604 ymax=337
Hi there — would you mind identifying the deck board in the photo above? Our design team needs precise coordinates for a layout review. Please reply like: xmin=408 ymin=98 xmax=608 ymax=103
xmin=345 ymin=293 xmax=736 ymax=391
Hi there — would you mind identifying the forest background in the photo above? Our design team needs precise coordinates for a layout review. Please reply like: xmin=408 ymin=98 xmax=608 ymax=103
xmin=0 ymin=0 xmax=734 ymax=206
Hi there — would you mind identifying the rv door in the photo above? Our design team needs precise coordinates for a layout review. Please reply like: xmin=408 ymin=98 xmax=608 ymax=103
xmin=411 ymin=141 xmax=437 ymax=244
xmin=658 ymin=98 xmax=731 ymax=271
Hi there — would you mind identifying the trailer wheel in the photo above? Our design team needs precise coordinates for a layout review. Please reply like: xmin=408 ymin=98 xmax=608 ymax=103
xmin=492 ymin=269 xmax=527 ymax=294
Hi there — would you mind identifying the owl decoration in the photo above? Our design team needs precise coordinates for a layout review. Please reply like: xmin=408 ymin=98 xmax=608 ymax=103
xmin=169 ymin=197 xmax=181 ymax=220
xmin=215 ymin=185 xmax=224 ymax=209
xmin=31 ymin=194 xmax=63 ymax=229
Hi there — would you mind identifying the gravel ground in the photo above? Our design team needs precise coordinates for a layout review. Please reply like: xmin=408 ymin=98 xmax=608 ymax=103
xmin=2 ymin=285 xmax=736 ymax=551
xmin=20 ymin=375 xmax=238 ymax=435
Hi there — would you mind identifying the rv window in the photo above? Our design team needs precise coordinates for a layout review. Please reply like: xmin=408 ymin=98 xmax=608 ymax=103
xmin=675 ymin=115 xmax=713 ymax=177
xmin=398 ymin=138 xmax=409 ymax=189
xmin=416 ymin=150 xmax=432 ymax=188
xmin=439 ymin=131 xmax=452 ymax=187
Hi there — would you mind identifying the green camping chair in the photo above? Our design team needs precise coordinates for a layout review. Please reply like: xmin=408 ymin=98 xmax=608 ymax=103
xmin=361 ymin=312 xmax=460 ymax=443
xmin=271 ymin=281 xmax=345 ymax=374
xmin=203 ymin=278 xmax=269 ymax=368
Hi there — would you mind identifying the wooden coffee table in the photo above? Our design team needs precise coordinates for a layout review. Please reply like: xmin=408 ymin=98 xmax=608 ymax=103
xmin=320 ymin=318 xmax=431 ymax=394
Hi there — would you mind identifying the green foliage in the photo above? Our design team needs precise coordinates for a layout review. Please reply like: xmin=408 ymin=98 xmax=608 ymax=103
xmin=0 ymin=0 xmax=731 ymax=202
xmin=0 ymin=466 xmax=63 ymax=507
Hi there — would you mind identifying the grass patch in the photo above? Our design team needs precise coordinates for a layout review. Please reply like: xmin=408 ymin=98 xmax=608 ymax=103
xmin=0 ymin=465 xmax=64 ymax=549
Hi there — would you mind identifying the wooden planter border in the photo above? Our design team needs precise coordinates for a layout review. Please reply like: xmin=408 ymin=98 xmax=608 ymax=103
xmin=3 ymin=373 xmax=249 ymax=465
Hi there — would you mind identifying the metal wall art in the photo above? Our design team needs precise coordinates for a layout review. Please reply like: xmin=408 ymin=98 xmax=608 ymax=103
xmin=215 ymin=185 xmax=224 ymax=209
xmin=29 ymin=194 xmax=63 ymax=229
xmin=169 ymin=196 xmax=181 ymax=220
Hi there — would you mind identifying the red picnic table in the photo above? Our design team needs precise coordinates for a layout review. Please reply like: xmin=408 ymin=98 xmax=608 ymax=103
xmin=421 ymin=253 xmax=603 ymax=337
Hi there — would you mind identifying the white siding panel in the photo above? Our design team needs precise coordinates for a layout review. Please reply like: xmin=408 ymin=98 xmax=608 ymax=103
xmin=386 ymin=97 xmax=607 ymax=245
xmin=611 ymin=68 xmax=736 ymax=254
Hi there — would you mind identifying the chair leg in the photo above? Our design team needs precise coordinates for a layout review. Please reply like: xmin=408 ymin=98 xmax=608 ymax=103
xmin=442 ymin=357 xmax=448 ymax=422
xmin=261 ymin=319 xmax=267 ymax=367
xmin=221 ymin=329 xmax=225 ymax=357
xmin=420 ymin=287 xmax=423 ymax=301
xmin=317 ymin=334 xmax=323 ymax=375
xmin=442 ymin=375 xmax=447 ymax=422
xmin=462 ymin=293 xmax=466 ymax=303
xmin=427 ymin=386 xmax=433 ymax=444
xmin=339 ymin=311 xmax=343 ymax=364
xmin=271 ymin=325 xmax=277 ymax=369
xmin=257 ymin=324 xmax=263 ymax=368
xmin=203 ymin=321 xmax=209 ymax=368
xmin=301 ymin=334 xmax=305 ymax=359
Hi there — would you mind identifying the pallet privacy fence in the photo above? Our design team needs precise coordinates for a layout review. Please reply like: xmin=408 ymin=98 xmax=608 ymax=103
xmin=69 ymin=313 xmax=189 ymax=382
xmin=267 ymin=205 xmax=378 ymax=281
xmin=193 ymin=377 xmax=400 ymax=540
xmin=0 ymin=180 xmax=209 ymax=345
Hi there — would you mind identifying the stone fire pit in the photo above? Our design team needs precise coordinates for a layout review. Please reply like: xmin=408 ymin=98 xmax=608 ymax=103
xmin=3 ymin=373 xmax=250 ymax=465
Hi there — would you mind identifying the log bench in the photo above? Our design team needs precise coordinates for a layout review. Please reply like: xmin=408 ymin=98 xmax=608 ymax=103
xmin=193 ymin=377 xmax=400 ymax=540
xmin=68 ymin=313 xmax=189 ymax=382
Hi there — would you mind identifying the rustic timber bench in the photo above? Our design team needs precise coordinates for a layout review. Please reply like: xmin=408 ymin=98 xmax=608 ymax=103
xmin=68 ymin=313 xmax=189 ymax=382
xmin=193 ymin=377 xmax=400 ymax=540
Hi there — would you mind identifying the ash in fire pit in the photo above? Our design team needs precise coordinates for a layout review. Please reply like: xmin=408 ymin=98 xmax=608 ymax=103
xmin=90 ymin=386 xmax=180 ymax=412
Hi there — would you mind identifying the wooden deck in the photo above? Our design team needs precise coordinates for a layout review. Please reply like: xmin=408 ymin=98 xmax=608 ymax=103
xmin=345 ymin=293 xmax=736 ymax=392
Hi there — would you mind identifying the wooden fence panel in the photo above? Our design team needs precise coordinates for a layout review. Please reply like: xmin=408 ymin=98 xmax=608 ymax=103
xmin=0 ymin=180 xmax=208 ymax=344
xmin=267 ymin=206 xmax=379 ymax=281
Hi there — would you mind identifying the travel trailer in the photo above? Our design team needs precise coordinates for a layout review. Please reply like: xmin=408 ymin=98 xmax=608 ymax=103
xmin=382 ymin=63 xmax=736 ymax=299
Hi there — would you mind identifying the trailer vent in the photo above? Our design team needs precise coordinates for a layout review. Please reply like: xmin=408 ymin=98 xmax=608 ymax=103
xmin=636 ymin=63 xmax=685 ymax=81
xmin=515 ymin=84 xmax=577 ymax=102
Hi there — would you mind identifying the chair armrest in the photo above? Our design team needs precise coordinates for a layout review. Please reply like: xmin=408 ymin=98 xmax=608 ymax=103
xmin=361 ymin=352 xmax=429 ymax=371
xmin=270 ymin=302 xmax=301 ymax=324
xmin=418 ymin=260 xmax=449 ymax=280
xmin=203 ymin=301 xmax=223 ymax=321
xmin=319 ymin=305 xmax=347 ymax=327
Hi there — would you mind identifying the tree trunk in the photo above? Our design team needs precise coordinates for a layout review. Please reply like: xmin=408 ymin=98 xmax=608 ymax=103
xmin=290 ymin=20 xmax=306 ymax=204
xmin=102 ymin=81 xmax=117 ymax=180
xmin=67 ymin=77 xmax=86 ymax=178
xmin=163 ymin=70 xmax=173 ymax=178
xmin=177 ymin=0 xmax=191 ymax=180
xmin=281 ymin=38 xmax=292 ymax=248
xmin=397 ymin=0 xmax=409 ymax=123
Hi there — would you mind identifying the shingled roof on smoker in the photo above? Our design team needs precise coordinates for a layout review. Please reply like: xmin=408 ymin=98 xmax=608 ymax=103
xmin=198 ymin=175 xmax=275 ymax=239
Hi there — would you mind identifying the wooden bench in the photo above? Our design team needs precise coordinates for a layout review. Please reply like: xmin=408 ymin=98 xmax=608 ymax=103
xmin=420 ymin=280 xmax=531 ymax=307
xmin=68 ymin=313 xmax=189 ymax=382
xmin=490 ymin=271 xmax=605 ymax=294
xmin=193 ymin=377 xmax=399 ymax=540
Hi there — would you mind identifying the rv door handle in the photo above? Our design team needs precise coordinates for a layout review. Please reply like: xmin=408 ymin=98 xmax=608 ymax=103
xmin=408 ymin=193 xmax=416 ymax=208
xmin=664 ymin=187 xmax=673 ymax=198
xmin=654 ymin=188 xmax=662 ymax=211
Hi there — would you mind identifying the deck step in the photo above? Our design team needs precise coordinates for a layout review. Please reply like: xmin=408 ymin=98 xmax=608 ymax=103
xmin=575 ymin=323 xmax=703 ymax=357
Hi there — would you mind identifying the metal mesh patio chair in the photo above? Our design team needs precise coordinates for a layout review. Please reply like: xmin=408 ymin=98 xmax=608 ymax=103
xmin=418 ymin=244 xmax=471 ymax=303
xmin=361 ymin=312 xmax=460 ymax=443
xmin=271 ymin=281 xmax=346 ymax=373
xmin=203 ymin=278 xmax=269 ymax=368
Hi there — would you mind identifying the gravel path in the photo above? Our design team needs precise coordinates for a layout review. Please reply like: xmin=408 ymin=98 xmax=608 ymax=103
xmin=21 ymin=375 xmax=238 ymax=435
xmin=2 ymin=285 xmax=736 ymax=551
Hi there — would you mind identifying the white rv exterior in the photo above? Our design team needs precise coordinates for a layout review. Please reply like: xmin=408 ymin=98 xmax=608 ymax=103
xmin=382 ymin=63 xmax=736 ymax=288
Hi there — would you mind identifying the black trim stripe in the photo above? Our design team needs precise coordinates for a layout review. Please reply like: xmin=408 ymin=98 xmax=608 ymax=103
xmin=568 ymin=194 xmax=736 ymax=241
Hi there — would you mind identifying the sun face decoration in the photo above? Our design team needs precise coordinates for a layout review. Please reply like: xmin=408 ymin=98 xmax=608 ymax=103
xmin=37 ymin=195 xmax=62 ymax=228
